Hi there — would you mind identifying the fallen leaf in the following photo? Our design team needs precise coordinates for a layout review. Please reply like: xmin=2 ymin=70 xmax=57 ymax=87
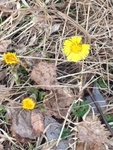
xmin=11 ymin=110 xmax=35 ymax=139
xmin=76 ymin=116 xmax=110 ymax=149
xmin=76 ymin=142 xmax=85 ymax=150
xmin=50 ymin=24 xmax=60 ymax=35
xmin=28 ymin=34 xmax=36 ymax=46
xmin=76 ymin=142 xmax=105 ymax=150
xmin=6 ymin=105 xmax=44 ymax=142
xmin=31 ymin=109 xmax=44 ymax=133
xmin=44 ymin=116 xmax=69 ymax=150
xmin=86 ymin=143 xmax=106 ymax=150
xmin=44 ymin=87 xmax=75 ymax=117
xmin=31 ymin=61 xmax=58 ymax=90
xmin=0 ymin=40 xmax=11 ymax=53
xmin=44 ymin=116 xmax=61 ymax=140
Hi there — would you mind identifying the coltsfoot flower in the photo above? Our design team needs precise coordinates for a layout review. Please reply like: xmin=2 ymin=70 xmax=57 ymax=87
xmin=62 ymin=36 xmax=90 ymax=62
xmin=3 ymin=52 xmax=20 ymax=65
xmin=22 ymin=97 xmax=36 ymax=110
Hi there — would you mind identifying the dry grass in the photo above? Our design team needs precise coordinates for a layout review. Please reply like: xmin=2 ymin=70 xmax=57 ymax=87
xmin=0 ymin=0 xmax=113 ymax=149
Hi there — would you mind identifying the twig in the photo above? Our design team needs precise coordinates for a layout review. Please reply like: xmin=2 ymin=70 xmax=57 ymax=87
xmin=87 ymin=88 xmax=113 ymax=136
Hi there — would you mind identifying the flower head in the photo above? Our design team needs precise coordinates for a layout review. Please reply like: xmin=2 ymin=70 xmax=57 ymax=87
xmin=22 ymin=97 xmax=36 ymax=110
xmin=3 ymin=52 xmax=20 ymax=65
xmin=62 ymin=36 xmax=90 ymax=62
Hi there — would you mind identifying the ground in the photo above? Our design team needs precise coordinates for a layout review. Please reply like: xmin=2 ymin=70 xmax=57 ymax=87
xmin=0 ymin=0 xmax=113 ymax=150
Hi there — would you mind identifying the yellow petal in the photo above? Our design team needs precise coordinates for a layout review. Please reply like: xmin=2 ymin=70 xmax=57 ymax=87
xmin=82 ymin=44 xmax=90 ymax=51
xmin=70 ymin=36 xmax=82 ymax=44
xmin=63 ymin=39 xmax=72 ymax=46
xmin=67 ymin=52 xmax=74 ymax=61
xmin=72 ymin=54 xmax=82 ymax=62
xmin=63 ymin=47 xmax=71 ymax=55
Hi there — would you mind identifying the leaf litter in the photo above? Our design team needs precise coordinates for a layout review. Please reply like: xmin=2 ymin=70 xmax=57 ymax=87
xmin=6 ymin=104 xmax=45 ymax=142
xmin=44 ymin=87 xmax=75 ymax=117
xmin=76 ymin=116 xmax=112 ymax=150
xmin=4 ymin=60 xmax=75 ymax=147
xmin=43 ymin=116 xmax=70 ymax=150
xmin=30 ymin=61 xmax=58 ymax=90
xmin=1 ymin=0 xmax=113 ymax=149
xmin=2 ymin=59 xmax=113 ymax=149
xmin=31 ymin=61 xmax=75 ymax=117
xmin=31 ymin=109 xmax=44 ymax=134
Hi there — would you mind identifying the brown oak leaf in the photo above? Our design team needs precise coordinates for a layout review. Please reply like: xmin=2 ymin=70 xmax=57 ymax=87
xmin=31 ymin=109 xmax=44 ymax=133
xmin=43 ymin=87 xmax=75 ymax=117
xmin=6 ymin=105 xmax=44 ymax=142
xmin=30 ymin=61 xmax=58 ymax=90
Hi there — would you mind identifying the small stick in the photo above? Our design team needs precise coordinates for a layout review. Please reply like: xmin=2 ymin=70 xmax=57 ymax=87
xmin=87 ymin=88 xmax=113 ymax=136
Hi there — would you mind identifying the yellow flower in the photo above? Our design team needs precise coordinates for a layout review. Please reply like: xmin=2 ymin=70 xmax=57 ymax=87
xmin=22 ymin=97 xmax=36 ymax=110
xmin=3 ymin=52 xmax=20 ymax=65
xmin=62 ymin=36 xmax=90 ymax=62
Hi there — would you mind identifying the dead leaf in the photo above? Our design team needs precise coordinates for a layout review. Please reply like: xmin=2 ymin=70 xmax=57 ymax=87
xmin=31 ymin=109 xmax=44 ymax=133
xmin=28 ymin=34 xmax=36 ymax=46
xmin=44 ymin=87 xmax=75 ymax=117
xmin=86 ymin=143 xmax=106 ymax=150
xmin=44 ymin=116 xmax=69 ymax=150
xmin=0 ymin=40 xmax=11 ymax=53
xmin=31 ymin=61 xmax=58 ymax=90
xmin=6 ymin=105 xmax=44 ymax=142
xmin=44 ymin=116 xmax=61 ymax=140
xmin=76 ymin=142 xmax=85 ymax=150
xmin=11 ymin=110 xmax=35 ymax=140
xmin=76 ymin=142 xmax=105 ymax=150
xmin=76 ymin=116 xmax=110 ymax=149
xmin=50 ymin=24 xmax=60 ymax=35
